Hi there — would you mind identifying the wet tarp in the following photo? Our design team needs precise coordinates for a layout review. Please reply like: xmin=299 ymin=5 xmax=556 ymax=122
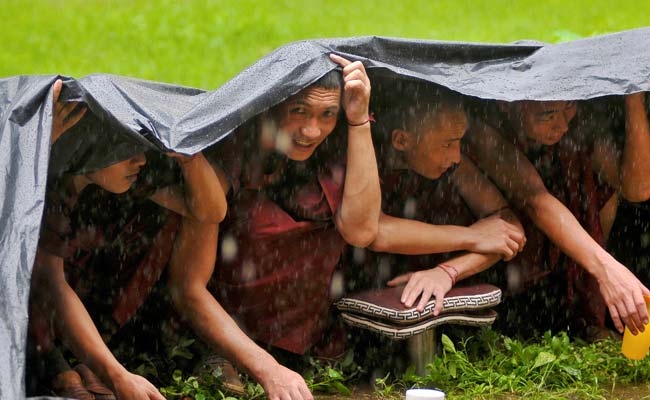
xmin=1 ymin=27 xmax=649 ymax=398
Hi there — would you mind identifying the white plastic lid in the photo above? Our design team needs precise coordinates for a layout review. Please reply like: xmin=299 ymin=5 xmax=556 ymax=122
xmin=405 ymin=388 xmax=446 ymax=399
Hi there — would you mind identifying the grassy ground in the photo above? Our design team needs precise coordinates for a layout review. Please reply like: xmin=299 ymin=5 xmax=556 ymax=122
xmin=144 ymin=329 xmax=650 ymax=400
xmin=1 ymin=0 xmax=649 ymax=89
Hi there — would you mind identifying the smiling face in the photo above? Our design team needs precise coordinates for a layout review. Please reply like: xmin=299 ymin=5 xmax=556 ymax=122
xmin=84 ymin=152 xmax=146 ymax=193
xmin=393 ymin=106 xmax=468 ymax=180
xmin=263 ymin=85 xmax=341 ymax=161
xmin=505 ymin=100 xmax=578 ymax=145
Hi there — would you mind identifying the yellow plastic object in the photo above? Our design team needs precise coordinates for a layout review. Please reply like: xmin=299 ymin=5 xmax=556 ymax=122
xmin=621 ymin=295 xmax=650 ymax=360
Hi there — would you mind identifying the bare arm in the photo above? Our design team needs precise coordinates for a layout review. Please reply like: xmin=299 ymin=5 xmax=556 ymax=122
xmin=31 ymin=249 xmax=163 ymax=400
xmin=621 ymin=93 xmax=650 ymax=201
xmin=329 ymin=54 xmax=381 ymax=248
xmin=466 ymin=119 xmax=650 ymax=333
xmin=167 ymin=218 xmax=312 ymax=400
xmin=149 ymin=152 xmax=228 ymax=224
xmin=370 ymin=158 xmax=524 ymax=259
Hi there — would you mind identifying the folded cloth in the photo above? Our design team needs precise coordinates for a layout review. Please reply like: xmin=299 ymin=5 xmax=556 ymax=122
xmin=340 ymin=309 xmax=498 ymax=340
xmin=335 ymin=284 xmax=501 ymax=324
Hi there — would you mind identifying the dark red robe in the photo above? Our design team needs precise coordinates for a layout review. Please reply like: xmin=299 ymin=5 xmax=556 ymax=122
xmin=207 ymin=128 xmax=347 ymax=354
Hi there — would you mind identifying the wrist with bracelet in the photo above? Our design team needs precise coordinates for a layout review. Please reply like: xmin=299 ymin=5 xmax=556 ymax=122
xmin=347 ymin=112 xmax=375 ymax=127
xmin=437 ymin=263 xmax=459 ymax=286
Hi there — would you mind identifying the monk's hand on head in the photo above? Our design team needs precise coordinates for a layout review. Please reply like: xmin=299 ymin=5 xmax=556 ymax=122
xmin=389 ymin=269 xmax=452 ymax=316
xmin=597 ymin=259 xmax=650 ymax=335
xmin=51 ymin=79 xmax=87 ymax=145
xmin=329 ymin=54 xmax=371 ymax=126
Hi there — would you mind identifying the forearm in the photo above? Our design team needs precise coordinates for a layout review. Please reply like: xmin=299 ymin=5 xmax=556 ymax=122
xmin=526 ymin=191 xmax=613 ymax=280
xmin=168 ymin=219 xmax=280 ymax=384
xmin=621 ymin=94 xmax=650 ymax=202
xmin=442 ymin=252 xmax=501 ymax=282
xmin=336 ymin=123 xmax=381 ymax=247
xmin=179 ymin=153 xmax=228 ymax=223
xmin=48 ymin=280 xmax=127 ymax=385
xmin=32 ymin=250 xmax=128 ymax=385
xmin=370 ymin=213 xmax=475 ymax=254
xmin=171 ymin=285 xmax=280 ymax=382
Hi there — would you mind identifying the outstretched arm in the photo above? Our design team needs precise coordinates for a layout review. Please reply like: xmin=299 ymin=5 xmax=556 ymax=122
xmin=149 ymin=152 xmax=228 ymax=224
xmin=31 ymin=249 xmax=164 ymax=400
xmin=466 ymin=119 xmax=650 ymax=334
xmin=329 ymin=54 xmax=381 ymax=248
xmin=167 ymin=218 xmax=312 ymax=400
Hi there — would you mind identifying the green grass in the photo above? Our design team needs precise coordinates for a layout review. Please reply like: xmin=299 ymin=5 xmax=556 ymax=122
xmin=129 ymin=329 xmax=650 ymax=399
xmin=1 ymin=0 xmax=649 ymax=89
xmin=375 ymin=330 xmax=650 ymax=400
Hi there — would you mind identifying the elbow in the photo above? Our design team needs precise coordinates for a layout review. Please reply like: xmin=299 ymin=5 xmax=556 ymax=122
xmin=366 ymin=222 xmax=391 ymax=252
xmin=189 ymin=205 xmax=227 ymax=225
xmin=168 ymin=280 xmax=198 ymax=315
xmin=521 ymin=188 xmax=551 ymax=222
xmin=338 ymin=220 xmax=379 ymax=248
xmin=341 ymin=227 xmax=378 ymax=248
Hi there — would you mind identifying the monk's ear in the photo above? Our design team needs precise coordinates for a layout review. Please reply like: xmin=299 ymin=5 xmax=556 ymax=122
xmin=392 ymin=129 xmax=413 ymax=151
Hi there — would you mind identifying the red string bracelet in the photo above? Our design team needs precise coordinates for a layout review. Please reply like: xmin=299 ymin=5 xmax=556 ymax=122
xmin=437 ymin=263 xmax=459 ymax=286
xmin=347 ymin=112 xmax=375 ymax=127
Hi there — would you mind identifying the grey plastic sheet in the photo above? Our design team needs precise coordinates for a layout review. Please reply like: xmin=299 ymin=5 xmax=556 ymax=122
xmin=1 ymin=27 xmax=649 ymax=398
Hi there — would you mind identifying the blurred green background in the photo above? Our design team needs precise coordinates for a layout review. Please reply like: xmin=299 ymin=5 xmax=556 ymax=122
xmin=1 ymin=0 xmax=649 ymax=89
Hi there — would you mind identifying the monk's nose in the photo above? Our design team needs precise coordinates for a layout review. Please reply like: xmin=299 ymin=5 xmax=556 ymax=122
xmin=300 ymin=120 xmax=321 ymax=139
xmin=450 ymin=146 xmax=461 ymax=165
xmin=555 ymin=114 xmax=569 ymax=134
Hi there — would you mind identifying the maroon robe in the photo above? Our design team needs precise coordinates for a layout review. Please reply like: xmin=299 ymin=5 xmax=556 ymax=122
xmin=208 ymin=129 xmax=347 ymax=354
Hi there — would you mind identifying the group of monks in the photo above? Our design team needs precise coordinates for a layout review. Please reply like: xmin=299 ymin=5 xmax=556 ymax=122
xmin=27 ymin=53 xmax=650 ymax=400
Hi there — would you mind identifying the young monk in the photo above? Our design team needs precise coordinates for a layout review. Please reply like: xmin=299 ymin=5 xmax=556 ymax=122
xmin=465 ymin=95 xmax=650 ymax=336
xmin=361 ymin=82 xmax=526 ymax=315
xmin=30 ymin=87 xmax=227 ymax=400
xmin=168 ymin=54 xmax=380 ymax=400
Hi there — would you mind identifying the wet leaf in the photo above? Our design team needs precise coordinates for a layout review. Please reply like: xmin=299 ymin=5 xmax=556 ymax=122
xmin=532 ymin=351 xmax=556 ymax=369
xmin=332 ymin=381 xmax=352 ymax=396
xmin=442 ymin=334 xmax=456 ymax=354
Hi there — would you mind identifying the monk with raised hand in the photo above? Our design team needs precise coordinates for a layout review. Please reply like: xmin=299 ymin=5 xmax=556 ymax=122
xmin=361 ymin=82 xmax=525 ymax=316
xmin=466 ymin=97 xmax=650 ymax=336
xmin=329 ymin=53 xmax=380 ymax=243
xmin=169 ymin=53 xmax=380 ymax=400
xmin=51 ymin=79 xmax=87 ymax=145
xmin=31 ymin=94 xmax=227 ymax=398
